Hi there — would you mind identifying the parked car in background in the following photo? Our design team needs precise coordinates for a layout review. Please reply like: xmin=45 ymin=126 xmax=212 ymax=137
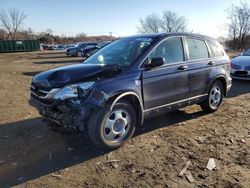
xmin=65 ymin=44 xmax=76 ymax=49
xmin=230 ymin=48 xmax=250 ymax=80
xmin=66 ymin=42 xmax=98 ymax=57
xmin=41 ymin=44 xmax=49 ymax=51
xmin=81 ymin=41 xmax=112 ymax=58
xmin=55 ymin=44 xmax=66 ymax=50
xmin=29 ymin=33 xmax=231 ymax=150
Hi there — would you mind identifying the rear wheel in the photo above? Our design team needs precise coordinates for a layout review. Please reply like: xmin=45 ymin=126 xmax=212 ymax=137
xmin=88 ymin=100 xmax=136 ymax=150
xmin=200 ymin=81 xmax=224 ymax=113
xmin=76 ymin=51 xmax=82 ymax=57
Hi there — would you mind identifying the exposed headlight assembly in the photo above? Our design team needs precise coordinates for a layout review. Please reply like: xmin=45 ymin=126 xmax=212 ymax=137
xmin=53 ymin=82 xmax=95 ymax=100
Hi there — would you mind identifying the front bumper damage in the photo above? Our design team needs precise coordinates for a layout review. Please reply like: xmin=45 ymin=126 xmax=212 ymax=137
xmin=29 ymin=96 xmax=93 ymax=134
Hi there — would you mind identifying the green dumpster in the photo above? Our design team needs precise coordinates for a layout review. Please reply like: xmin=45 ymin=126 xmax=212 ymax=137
xmin=0 ymin=40 xmax=40 ymax=53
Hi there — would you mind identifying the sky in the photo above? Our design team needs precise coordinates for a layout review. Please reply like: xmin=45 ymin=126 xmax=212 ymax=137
xmin=0 ymin=0 xmax=237 ymax=38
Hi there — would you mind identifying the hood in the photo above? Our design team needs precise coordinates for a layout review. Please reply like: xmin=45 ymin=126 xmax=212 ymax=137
xmin=231 ymin=56 xmax=250 ymax=66
xmin=32 ymin=63 xmax=121 ymax=89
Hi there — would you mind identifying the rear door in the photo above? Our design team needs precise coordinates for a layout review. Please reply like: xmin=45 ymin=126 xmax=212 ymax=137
xmin=184 ymin=37 xmax=211 ymax=97
xmin=142 ymin=37 xmax=189 ymax=112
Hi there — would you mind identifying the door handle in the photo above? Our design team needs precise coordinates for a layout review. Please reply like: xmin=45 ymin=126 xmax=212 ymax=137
xmin=208 ymin=61 xmax=215 ymax=65
xmin=178 ymin=65 xmax=188 ymax=70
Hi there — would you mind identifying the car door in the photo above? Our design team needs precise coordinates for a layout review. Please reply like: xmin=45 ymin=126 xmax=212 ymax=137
xmin=184 ymin=37 xmax=212 ymax=97
xmin=142 ymin=37 xmax=189 ymax=115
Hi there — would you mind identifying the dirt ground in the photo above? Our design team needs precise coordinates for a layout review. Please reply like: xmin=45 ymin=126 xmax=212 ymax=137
xmin=0 ymin=51 xmax=249 ymax=188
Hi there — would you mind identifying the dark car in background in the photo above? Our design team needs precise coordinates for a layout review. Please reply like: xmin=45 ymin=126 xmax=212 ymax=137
xmin=29 ymin=33 xmax=231 ymax=150
xmin=230 ymin=48 xmax=250 ymax=80
xmin=66 ymin=42 xmax=98 ymax=56
xmin=81 ymin=41 xmax=112 ymax=58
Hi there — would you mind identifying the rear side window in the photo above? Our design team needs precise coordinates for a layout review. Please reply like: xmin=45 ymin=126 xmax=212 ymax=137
xmin=207 ymin=42 xmax=224 ymax=57
xmin=186 ymin=38 xmax=209 ymax=60
xmin=149 ymin=37 xmax=184 ymax=64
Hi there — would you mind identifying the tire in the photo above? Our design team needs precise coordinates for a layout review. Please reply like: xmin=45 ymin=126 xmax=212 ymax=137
xmin=88 ymin=100 xmax=136 ymax=150
xmin=200 ymin=81 xmax=224 ymax=113
xmin=86 ymin=52 xmax=90 ymax=57
xmin=76 ymin=51 xmax=82 ymax=57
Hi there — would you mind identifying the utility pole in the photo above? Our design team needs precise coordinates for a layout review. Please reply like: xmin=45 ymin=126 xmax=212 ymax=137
xmin=110 ymin=32 xmax=112 ymax=37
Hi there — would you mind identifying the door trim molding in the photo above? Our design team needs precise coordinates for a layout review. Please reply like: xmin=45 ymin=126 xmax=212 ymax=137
xmin=144 ymin=94 xmax=207 ymax=112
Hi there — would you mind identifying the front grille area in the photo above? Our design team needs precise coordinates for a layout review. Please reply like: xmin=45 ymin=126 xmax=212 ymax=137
xmin=30 ymin=84 xmax=49 ymax=98
xmin=30 ymin=84 xmax=55 ymax=105
xmin=234 ymin=71 xmax=248 ymax=76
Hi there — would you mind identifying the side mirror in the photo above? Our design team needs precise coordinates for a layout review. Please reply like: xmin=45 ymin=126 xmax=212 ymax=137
xmin=144 ymin=57 xmax=165 ymax=68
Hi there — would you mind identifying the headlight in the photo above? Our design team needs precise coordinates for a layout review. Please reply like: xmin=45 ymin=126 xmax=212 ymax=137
xmin=53 ymin=82 xmax=95 ymax=100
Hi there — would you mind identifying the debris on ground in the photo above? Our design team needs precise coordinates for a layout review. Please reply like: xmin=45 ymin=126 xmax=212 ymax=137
xmin=152 ymin=135 xmax=158 ymax=139
xmin=233 ymin=175 xmax=240 ymax=182
xmin=128 ymin=144 xmax=135 ymax=148
xmin=185 ymin=170 xmax=195 ymax=183
xmin=106 ymin=159 xmax=120 ymax=163
xmin=196 ymin=136 xmax=205 ymax=144
xmin=126 ymin=164 xmax=136 ymax=174
xmin=206 ymin=158 xmax=216 ymax=171
xmin=35 ymin=135 xmax=43 ymax=139
xmin=229 ymin=138 xmax=235 ymax=144
xmin=239 ymin=139 xmax=246 ymax=143
xmin=107 ymin=152 xmax=112 ymax=160
xmin=68 ymin=147 xmax=74 ymax=151
xmin=17 ymin=177 xmax=24 ymax=181
xmin=113 ymin=163 xmax=119 ymax=169
xmin=51 ymin=174 xmax=62 ymax=179
xmin=178 ymin=161 xmax=191 ymax=177
xmin=0 ymin=135 xmax=10 ymax=139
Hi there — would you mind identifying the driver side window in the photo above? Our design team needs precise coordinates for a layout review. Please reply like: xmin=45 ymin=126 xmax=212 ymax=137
xmin=149 ymin=37 xmax=184 ymax=64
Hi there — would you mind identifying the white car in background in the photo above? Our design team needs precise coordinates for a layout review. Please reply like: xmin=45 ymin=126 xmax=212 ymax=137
xmin=230 ymin=49 xmax=250 ymax=80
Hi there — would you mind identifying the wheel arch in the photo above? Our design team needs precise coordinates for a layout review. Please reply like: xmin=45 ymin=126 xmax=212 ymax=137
xmin=209 ymin=75 xmax=227 ymax=96
xmin=107 ymin=92 xmax=144 ymax=125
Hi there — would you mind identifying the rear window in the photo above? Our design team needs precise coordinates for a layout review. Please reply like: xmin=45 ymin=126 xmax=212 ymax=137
xmin=207 ymin=42 xmax=224 ymax=57
xmin=186 ymin=38 xmax=209 ymax=60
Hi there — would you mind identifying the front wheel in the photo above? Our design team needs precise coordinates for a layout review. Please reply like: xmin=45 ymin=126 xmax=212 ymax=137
xmin=88 ymin=100 xmax=136 ymax=150
xmin=200 ymin=81 xmax=224 ymax=113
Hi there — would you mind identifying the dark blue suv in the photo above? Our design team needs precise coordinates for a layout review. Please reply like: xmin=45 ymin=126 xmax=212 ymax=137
xmin=29 ymin=33 xmax=232 ymax=150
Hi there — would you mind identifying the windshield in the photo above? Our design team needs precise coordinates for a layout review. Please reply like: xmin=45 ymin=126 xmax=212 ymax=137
xmin=75 ymin=43 xmax=87 ymax=47
xmin=242 ymin=49 xmax=250 ymax=56
xmin=83 ymin=37 xmax=153 ymax=66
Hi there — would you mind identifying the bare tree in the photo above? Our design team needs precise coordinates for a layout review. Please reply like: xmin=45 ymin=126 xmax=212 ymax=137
xmin=161 ymin=10 xmax=187 ymax=32
xmin=0 ymin=28 xmax=7 ymax=40
xmin=137 ymin=10 xmax=187 ymax=34
xmin=0 ymin=9 xmax=26 ymax=40
xmin=227 ymin=1 xmax=250 ymax=49
xmin=137 ymin=13 xmax=162 ymax=34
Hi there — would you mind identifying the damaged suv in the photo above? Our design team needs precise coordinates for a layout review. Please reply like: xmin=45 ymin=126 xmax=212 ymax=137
xmin=29 ymin=33 xmax=231 ymax=150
